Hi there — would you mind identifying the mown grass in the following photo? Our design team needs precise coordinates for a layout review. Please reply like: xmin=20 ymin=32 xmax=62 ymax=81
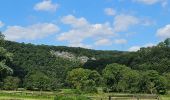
xmin=0 ymin=90 xmax=55 ymax=100
xmin=0 ymin=90 xmax=170 ymax=100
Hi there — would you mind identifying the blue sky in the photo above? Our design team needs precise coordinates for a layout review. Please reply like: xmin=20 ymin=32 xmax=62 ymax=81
xmin=0 ymin=0 xmax=170 ymax=51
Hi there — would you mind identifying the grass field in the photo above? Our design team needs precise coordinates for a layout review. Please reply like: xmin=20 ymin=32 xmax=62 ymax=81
xmin=0 ymin=90 xmax=55 ymax=100
xmin=0 ymin=90 xmax=170 ymax=100
xmin=160 ymin=95 xmax=170 ymax=100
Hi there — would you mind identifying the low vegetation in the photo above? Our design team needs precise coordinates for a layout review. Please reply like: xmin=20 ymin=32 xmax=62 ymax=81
xmin=54 ymin=95 xmax=90 ymax=100
xmin=0 ymin=90 xmax=170 ymax=100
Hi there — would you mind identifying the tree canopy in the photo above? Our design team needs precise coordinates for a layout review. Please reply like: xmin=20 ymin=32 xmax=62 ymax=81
xmin=66 ymin=68 xmax=101 ymax=92
xmin=0 ymin=32 xmax=169 ymax=94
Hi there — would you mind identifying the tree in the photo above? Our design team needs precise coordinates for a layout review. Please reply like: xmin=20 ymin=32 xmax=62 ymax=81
xmin=0 ymin=47 xmax=13 ymax=81
xmin=139 ymin=70 xmax=167 ymax=94
xmin=3 ymin=76 xmax=20 ymax=90
xmin=153 ymin=58 xmax=170 ymax=73
xmin=164 ymin=38 xmax=170 ymax=47
xmin=66 ymin=68 xmax=101 ymax=92
xmin=89 ymin=70 xmax=103 ymax=86
xmin=163 ymin=73 xmax=170 ymax=89
xmin=24 ymin=72 xmax=51 ymax=91
xmin=102 ymin=63 xmax=140 ymax=92
xmin=123 ymin=70 xmax=140 ymax=93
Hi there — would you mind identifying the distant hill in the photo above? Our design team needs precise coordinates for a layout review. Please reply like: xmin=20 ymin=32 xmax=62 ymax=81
xmin=0 ymin=39 xmax=170 ymax=90
xmin=0 ymin=40 xmax=125 ymax=87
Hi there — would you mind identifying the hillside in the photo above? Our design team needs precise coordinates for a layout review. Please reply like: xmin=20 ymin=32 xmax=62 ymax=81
xmin=0 ymin=38 xmax=170 ymax=94
xmin=0 ymin=40 xmax=125 ymax=88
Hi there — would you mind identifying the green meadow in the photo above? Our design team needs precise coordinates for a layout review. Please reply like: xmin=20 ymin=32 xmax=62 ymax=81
xmin=0 ymin=90 xmax=170 ymax=100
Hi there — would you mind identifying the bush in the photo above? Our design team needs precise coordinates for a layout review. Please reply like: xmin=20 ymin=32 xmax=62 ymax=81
xmin=54 ymin=95 xmax=91 ymax=100
xmin=24 ymin=72 xmax=51 ymax=91
xmin=3 ymin=76 xmax=20 ymax=90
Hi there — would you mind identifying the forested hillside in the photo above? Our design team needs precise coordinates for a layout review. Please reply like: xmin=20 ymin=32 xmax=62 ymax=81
xmin=84 ymin=39 xmax=170 ymax=73
xmin=0 ymin=35 xmax=125 ymax=90
xmin=0 ymin=32 xmax=170 ymax=94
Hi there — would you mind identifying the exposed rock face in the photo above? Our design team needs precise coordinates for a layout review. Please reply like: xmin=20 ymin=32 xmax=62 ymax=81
xmin=77 ymin=56 xmax=89 ymax=63
xmin=50 ymin=50 xmax=96 ymax=63
xmin=51 ymin=51 xmax=75 ymax=59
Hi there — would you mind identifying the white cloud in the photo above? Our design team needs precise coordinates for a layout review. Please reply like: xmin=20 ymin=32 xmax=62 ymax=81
xmin=156 ymin=24 xmax=170 ymax=39
xmin=128 ymin=43 xmax=155 ymax=51
xmin=104 ymin=8 xmax=116 ymax=16
xmin=113 ymin=14 xmax=140 ymax=32
xmin=4 ymin=23 xmax=59 ymax=41
xmin=128 ymin=46 xmax=140 ymax=51
xmin=94 ymin=38 xmax=112 ymax=46
xmin=57 ymin=14 xmax=153 ymax=48
xmin=113 ymin=14 xmax=154 ymax=32
xmin=114 ymin=39 xmax=127 ymax=44
xmin=133 ymin=0 xmax=168 ymax=7
xmin=61 ymin=15 xmax=88 ymax=28
xmin=58 ymin=15 xmax=115 ymax=48
xmin=34 ymin=0 xmax=59 ymax=12
xmin=0 ymin=21 xmax=4 ymax=28
xmin=143 ymin=43 xmax=155 ymax=47
xmin=134 ymin=0 xmax=160 ymax=5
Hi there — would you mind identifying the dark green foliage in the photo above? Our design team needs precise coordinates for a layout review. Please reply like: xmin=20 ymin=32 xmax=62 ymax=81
xmin=128 ymin=39 xmax=170 ymax=73
xmin=66 ymin=68 xmax=101 ymax=93
xmin=103 ymin=63 xmax=140 ymax=93
xmin=163 ymin=73 xmax=170 ymax=90
xmin=3 ymin=76 xmax=20 ymax=90
xmin=24 ymin=71 xmax=51 ymax=91
xmin=0 ymin=40 xmax=123 ymax=91
xmin=85 ymin=39 xmax=170 ymax=74
xmin=83 ymin=52 xmax=128 ymax=73
xmin=0 ymin=34 xmax=170 ymax=94
xmin=0 ymin=47 xmax=13 ymax=81
xmin=164 ymin=38 xmax=170 ymax=47
xmin=0 ymin=40 xmax=83 ymax=90
xmin=139 ymin=70 xmax=167 ymax=94
xmin=103 ymin=64 xmax=168 ymax=94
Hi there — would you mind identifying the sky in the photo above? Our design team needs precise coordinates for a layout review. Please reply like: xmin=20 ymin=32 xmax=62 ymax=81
xmin=0 ymin=0 xmax=170 ymax=51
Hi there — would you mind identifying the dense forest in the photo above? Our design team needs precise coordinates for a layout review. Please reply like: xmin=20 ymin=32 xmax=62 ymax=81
xmin=0 ymin=32 xmax=170 ymax=94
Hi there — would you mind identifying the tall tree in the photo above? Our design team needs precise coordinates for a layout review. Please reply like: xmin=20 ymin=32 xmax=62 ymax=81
xmin=24 ymin=71 xmax=51 ymax=91
xmin=139 ymin=70 xmax=167 ymax=94
xmin=0 ymin=48 xmax=13 ymax=81
xmin=102 ymin=63 xmax=140 ymax=92
xmin=66 ymin=68 xmax=101 ymax=92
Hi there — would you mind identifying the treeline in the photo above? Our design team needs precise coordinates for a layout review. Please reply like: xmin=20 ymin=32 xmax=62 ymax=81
xmin=0 ymin=32 xmax=123 ymax=91
xmin=0 ymin=32 xmax=170 ymax=94
xmin=84 ymin=40 xmax=170 ymax=74
xmin=67 ymin=64 xmax=168 ymax=94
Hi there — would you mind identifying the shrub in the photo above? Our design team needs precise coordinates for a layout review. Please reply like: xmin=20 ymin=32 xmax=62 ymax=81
xmin=3 ymin=76 xmax=20 ymax=90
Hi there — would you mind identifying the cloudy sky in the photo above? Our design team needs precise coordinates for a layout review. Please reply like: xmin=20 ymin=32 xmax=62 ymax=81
xmin=0 ymin=0 xmax=170 ymax=51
